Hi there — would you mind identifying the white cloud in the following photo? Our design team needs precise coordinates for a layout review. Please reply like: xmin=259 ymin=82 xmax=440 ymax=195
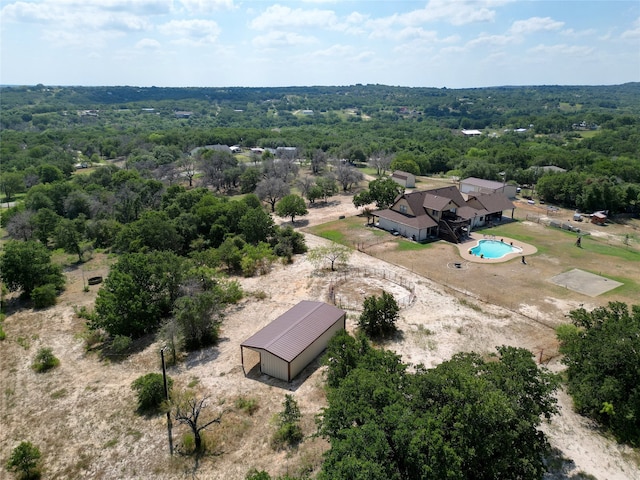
xmin=466 ymin=33 xmax=513 ymax=48
xmin=252 ymin=31 xmax=317 ymax=49
xmin=621 ymin=17 xmax=640 ymax=39
xmin=136 ymin=38 xmax=161 ymax=49
xmin=561 ymin=28 xmax=597 ymax=38
xmin=178 ymin=0 xmax=236 ymax=14
xmin=528 ymin=43 xmax=594 ymax=56
xmin=250 ymin=4 xmax=339 ymax=30
xmin=509 ymin=17 xmax=564 ymax=35
xmin=158 ymin=19 xmax=221 ymax=46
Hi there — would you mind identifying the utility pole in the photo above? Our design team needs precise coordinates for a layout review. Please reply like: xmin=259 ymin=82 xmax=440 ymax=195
xmin=160 ymin=347 xmax=173 ymax=455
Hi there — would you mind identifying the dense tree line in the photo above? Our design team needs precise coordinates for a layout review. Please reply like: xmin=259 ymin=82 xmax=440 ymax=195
xmin=557 ymin=302 xmax=640 ymax=446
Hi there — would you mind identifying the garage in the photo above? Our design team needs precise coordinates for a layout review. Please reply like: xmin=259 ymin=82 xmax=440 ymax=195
xmin=240 ymin=301 xmax=346 ymax=382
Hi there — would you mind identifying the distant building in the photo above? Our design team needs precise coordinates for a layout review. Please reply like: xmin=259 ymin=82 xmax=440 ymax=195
xmin=174 ymin=111 xmax=193 ymax=118
xmin=460 ymin=177 xmax=517 ymax=199
xmin=461 ymin=129 xmax=482 ymax=136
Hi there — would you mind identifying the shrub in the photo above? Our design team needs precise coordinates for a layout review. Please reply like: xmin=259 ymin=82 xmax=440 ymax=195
xmin=31 ymin=284 xmax=57 ymax=309
xmin=131 ymin=373 xmax=172 ymax=414
xmin=110 ymin=335 xmax=132 ymax=354
xmin=31 ymin=347 xmax=60 ymax=373
xmin=5 ymin=441 xmax=41 ymax=480
xmin=0 ymin=323 xmax=6 ymax=341
xmin=271 ymin=394 xmax=303 ymax=450
xmin=235 ymin=396 xmax=259 ymax=415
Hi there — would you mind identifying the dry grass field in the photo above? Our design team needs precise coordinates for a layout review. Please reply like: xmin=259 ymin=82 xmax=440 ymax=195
xmin=2 ymin=187 xmax=640 ymax=480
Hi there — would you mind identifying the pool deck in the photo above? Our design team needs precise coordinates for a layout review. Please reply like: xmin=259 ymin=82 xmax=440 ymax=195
xmin=455 ymin=234 xmax=538 ymax=264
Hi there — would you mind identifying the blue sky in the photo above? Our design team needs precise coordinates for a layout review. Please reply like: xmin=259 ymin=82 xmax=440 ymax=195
xmin=1 ymin=0 xmax=639 ymax=88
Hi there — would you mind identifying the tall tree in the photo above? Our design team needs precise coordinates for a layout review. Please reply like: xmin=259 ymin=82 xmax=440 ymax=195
xmin=0 ymin=240 xmax=64 ymax=297
xmin=275 ymin=194 xmax=308 ymax=223
xmin=255 ymin=177 xmax=290 ymax=212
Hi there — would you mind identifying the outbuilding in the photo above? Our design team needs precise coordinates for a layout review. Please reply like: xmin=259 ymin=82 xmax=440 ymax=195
xmin=240 ymin=301 xmax=346 ymax=382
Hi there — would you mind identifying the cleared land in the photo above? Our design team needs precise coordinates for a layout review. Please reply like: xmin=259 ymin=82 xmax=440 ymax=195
xmin=1 ymin=189 xmax=640 ymax=480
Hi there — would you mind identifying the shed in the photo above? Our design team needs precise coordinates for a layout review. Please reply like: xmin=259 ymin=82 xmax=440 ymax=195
xmin=240 ymin=301 xmax=346 ymax=382
xmin=591 ymin=211 xmax=607 ymax=225
xmin=392 ymin=170 xmax=416 ymax=188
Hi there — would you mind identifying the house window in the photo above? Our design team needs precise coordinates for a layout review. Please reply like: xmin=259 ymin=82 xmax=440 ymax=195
xmin=399 ymin=205 xmax=407 ymax=214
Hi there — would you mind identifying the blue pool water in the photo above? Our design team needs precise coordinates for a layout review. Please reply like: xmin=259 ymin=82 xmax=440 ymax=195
xmin=470 ymin=239 xmax=522 ymax=259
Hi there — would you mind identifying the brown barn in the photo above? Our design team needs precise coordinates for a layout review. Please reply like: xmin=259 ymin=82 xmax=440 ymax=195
xmin=240 ymin=301 xmax=346 ymax=382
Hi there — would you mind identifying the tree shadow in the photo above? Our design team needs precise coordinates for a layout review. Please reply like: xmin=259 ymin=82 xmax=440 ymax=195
xmin=182 ymin=338 xmax=229 ymax=369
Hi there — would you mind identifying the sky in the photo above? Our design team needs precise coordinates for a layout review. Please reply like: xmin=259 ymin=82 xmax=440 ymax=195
xmin=1 ymin=0 xmax=639 ymax=88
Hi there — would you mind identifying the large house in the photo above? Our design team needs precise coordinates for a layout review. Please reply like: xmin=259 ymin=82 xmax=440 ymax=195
xmin=374 ymin=186 xmax=515 ymax=243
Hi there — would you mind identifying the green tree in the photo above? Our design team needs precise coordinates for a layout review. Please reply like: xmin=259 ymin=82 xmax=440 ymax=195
xmin=54 ymin=216 xmax=90 ymax=262
xmin=131 ymin=373 xmax=173 ymax=414
xmin=0 ymin=240 xmax=64 ymax=297
xmin=307 ymin=245 xmax=352 ymax=271
xmin=93 ymin=251 xmax=185 ymax=338
xmin=5 ymin=441 xmax=41 ymax=480
xmin=557 ymin=302 xmax=640 ymax=445
xmin=358 ymin=291 xmax=399 ymax=338
xmin=275 ymin=194 xmax=308 ymax=223
xmin=239 ymin=208 xmax=274 ymax=245
xmin=0 ymin=172 xmax=26 ymax=203
xmin=173 ymin=292 xmax=222 ymax=350
xmin=367 ymin=176 xmax=403 ymax=209
xmin=315 ymin=175 xmax=338 ymax=203
xmin=319 ymin=337 xmax=559 ymax=480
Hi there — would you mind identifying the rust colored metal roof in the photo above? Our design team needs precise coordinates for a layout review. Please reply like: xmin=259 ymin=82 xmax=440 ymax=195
xmin=241 ymin=301 xmax=346 ymax=362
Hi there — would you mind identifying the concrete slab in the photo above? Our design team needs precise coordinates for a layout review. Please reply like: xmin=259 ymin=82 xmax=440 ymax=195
xmin=550 ymin=269 xmax=623 ymax=297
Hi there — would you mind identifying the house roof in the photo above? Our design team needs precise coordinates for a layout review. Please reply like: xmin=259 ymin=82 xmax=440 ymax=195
xmin=392 ymin=170 xmax=413 ymax=180
xmin=461 ymin=177 xmax=506 ymax=190
xmin=457 ymin=205 xmax=488 ymax=220
xmin=375 ymin=208 xmax=438 ymax=229
xmin=241 ymin=301 xmax=345 ymax=363
xmin=461 ymin=129 xmax=482 ymax=135
xmin=467 ymin=192 xmax=515 ymax=213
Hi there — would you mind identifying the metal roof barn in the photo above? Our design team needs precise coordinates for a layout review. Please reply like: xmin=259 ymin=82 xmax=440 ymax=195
xmin=240 ymin=301 xmax=346 ymax=382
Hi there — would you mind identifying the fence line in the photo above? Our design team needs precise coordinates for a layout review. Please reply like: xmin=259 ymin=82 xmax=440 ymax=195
xmin=327 ymin=266 xmax=416 ymax=312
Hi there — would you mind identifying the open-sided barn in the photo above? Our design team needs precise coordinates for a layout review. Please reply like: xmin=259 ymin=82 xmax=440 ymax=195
xmin=240 ymin=301 xmax=346 ymax=382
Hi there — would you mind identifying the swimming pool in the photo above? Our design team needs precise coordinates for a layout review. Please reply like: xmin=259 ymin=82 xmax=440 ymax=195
xmin=470 ymin=239 xmax=522 ymax=259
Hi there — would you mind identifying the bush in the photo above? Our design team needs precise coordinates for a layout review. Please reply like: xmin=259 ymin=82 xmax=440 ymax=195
xmin=110 ymin=335 xmax=132 ymax=354
xmin=235 ymin=396 xmax=259 ymax=415
xmin=5 ymin=441 xmax=41 ymax=480
xmin=31 ymin=347 xmax=60 ymax=373
xmin=271 ymin=394 xmax=303 ymax=450
xmin=358 ymin=291 xmax=399 ymax=338
xmin=131 ymin=373 xmax=172 ymax=414
xmin=30 ymin=284 xmax=57 ymax=309
xmin=0 ymin=322 xmax=6 ymax=341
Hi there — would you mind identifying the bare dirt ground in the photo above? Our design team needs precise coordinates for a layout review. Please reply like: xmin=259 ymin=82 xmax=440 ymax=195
xmin=1 ymin=191 xmax=639 ymax=479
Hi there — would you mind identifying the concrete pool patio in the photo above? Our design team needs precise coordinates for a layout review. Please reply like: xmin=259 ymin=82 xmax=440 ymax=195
xmin=456 ymin=234 xmax=538 ymax=263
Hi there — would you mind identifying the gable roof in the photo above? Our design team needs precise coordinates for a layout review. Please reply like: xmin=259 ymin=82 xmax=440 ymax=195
xmin=375 ymin=208 xmax=438 ymax=229
xmin=241 ymin=301 xmax=345 ymax=362
xmin=467 ymin=192 xmax=515 ymax=213
xmin=392 ymin=170 xmax=414 ymax=180
xmin=461 ymin=177 xmax=505 ymax=190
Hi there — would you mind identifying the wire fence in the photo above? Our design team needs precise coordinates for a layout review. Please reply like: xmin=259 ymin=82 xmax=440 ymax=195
xmin=327 ymin=267 xmax=416 ymax=311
